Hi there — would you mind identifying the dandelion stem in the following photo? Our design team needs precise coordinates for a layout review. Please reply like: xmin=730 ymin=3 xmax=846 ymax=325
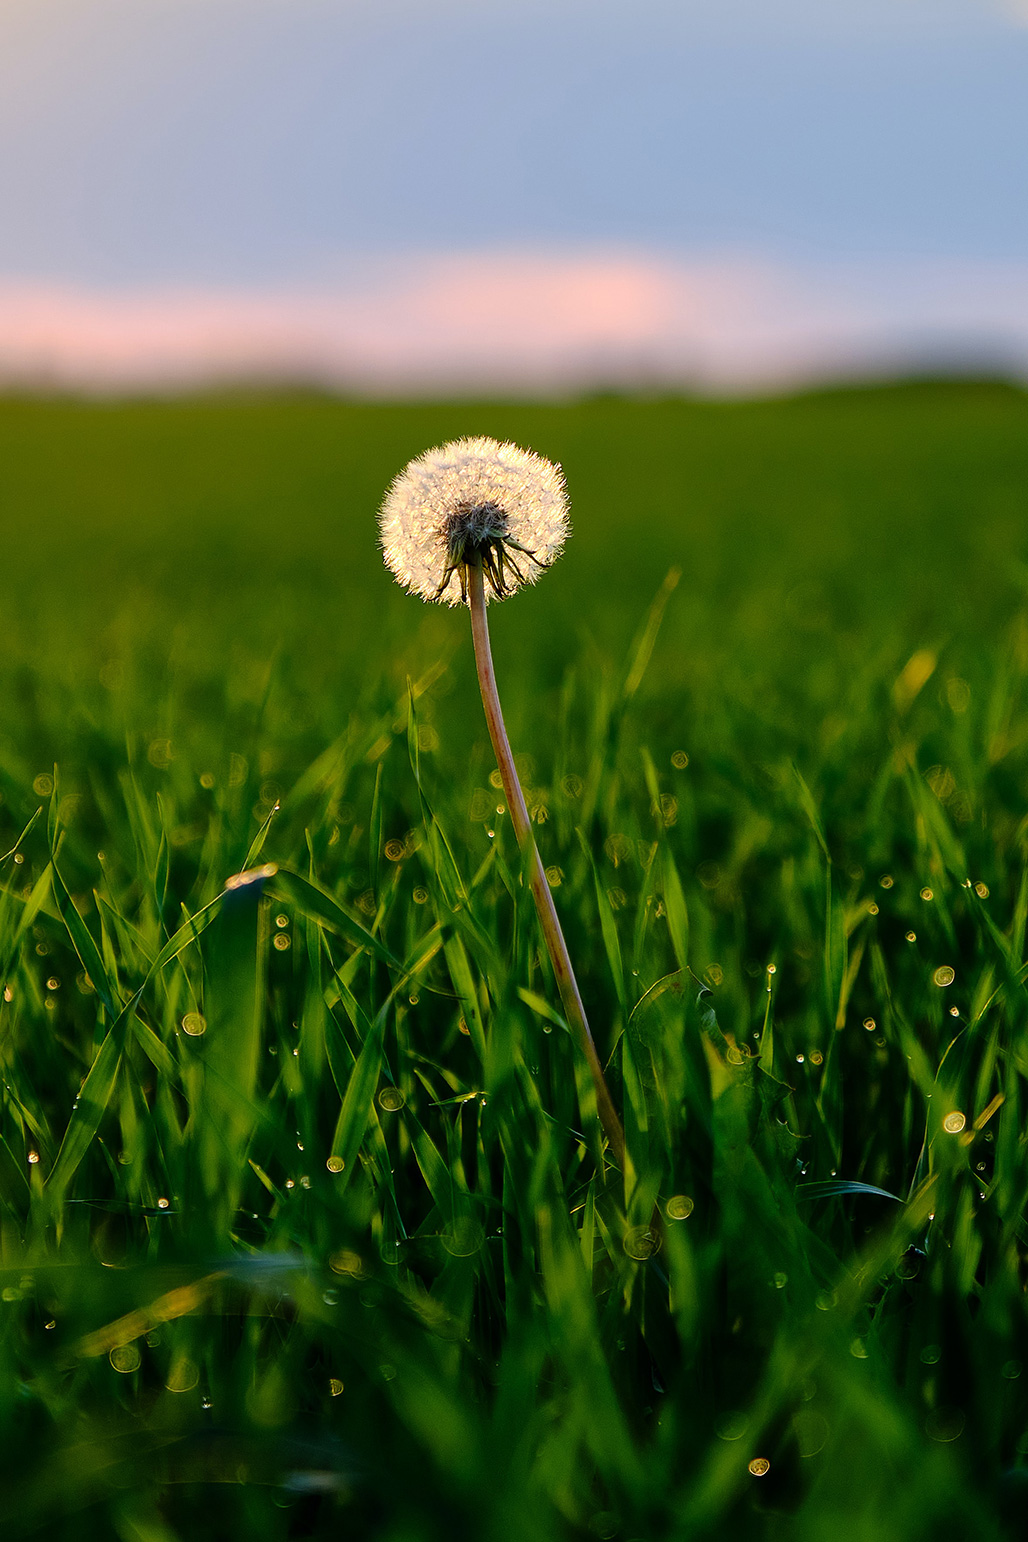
xmin=467 ymin=559 xmax=626 ymax=1169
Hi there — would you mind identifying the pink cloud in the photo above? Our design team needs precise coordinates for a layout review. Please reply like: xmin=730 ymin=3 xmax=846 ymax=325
xmin=1 ymin=251 xmax=1026 ymax=394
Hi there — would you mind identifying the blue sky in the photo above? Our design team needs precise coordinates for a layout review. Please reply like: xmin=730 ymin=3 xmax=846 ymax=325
xmin=1 ymin=0 xmax=1025 ymax=284
xmin=0 ymin=0 xmax=1026 ymax=390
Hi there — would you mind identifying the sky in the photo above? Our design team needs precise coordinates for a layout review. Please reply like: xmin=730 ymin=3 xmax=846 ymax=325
xmin=1 ymin=0 xmax=1026 ymax=392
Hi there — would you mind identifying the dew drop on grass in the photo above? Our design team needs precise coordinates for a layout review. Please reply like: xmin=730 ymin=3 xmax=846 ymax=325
xmin=925 ymin=1407 xmax=964 ymax=1443
xmin=792 ymin=1409 xmax=829 ymax=1455
xmin=950 ymin=1006 xmax=960 ymax=1016
xmin=863 ymin=1018 xmax=876 ymax=1031
xmin=329 ymin=1378 xmax=344 ymax=1396
xmin=716 ymin=1413 xmax=747 ymax=1441
xmin=666 ymin=1195 xmax=694 ymax=1221
xmin=905 ymin=931 xmax=917 ymax=943
xmin=326 ymin=1156 xmax=345 ymax=1173
xmin=868 ymin=903 xmax=879 ymax=915
xmin=772 ymin=1272 xmax=788 ymax=1289
xmin=181 ymin=1013 xmax=206 ymax=1037
xmin=795 ymin=1054 xmax=805 ymax=1063
xmin=329 ymin=1250 xmax=364 ymax=1278
xmin=442 ymin=1218 xmax=485 ymax=1258
xmin=880 ymin=875 xmax=894 ymax=889
xmin=378 ymin=1086 xmax=405 ymax=1113
xmin=157 ymin=1197 xmax=170 ymax=1209
xmin=975 ymin=882 xmax=990 ymax=898
xmin=920 ymin=887 xmax=934 ymax=901
xmin=1002 ymin=1360 xmax=1022 ymax=1379
xmin=748 ymin=1458 xmax=770 ymax=1477
xmin=943 ymin=1111 xmax=966 ymax=1134
xmin=109 ymin=1343 xmax=141 ymax=1374
xmin=166 ymin=1358 xmax=199 ymax=1393
xmin=273 ymin=933 xmax=290 ymax=951
xmin=27 ymin=1151 xmax=39 ymax=1165
xmin=809 ymin=1051 xmax=823 ymax=1066
xmin=623 ymin=1226 xmax=660 ymax=1260
xmin=933 ymin=965 xmax=955 ymax=987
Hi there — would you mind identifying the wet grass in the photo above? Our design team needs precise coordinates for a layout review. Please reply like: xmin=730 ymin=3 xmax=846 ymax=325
xmin=1 ymin=381 xmax=1028 ymax=1539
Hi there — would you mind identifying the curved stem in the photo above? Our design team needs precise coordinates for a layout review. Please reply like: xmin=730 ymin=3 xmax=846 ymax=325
xmin=467 ymin=560 xmax=626 ymax=1169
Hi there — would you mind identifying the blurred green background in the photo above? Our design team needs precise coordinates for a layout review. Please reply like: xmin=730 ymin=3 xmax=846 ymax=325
xmin=6 ymin=378 xmax=1027 ymax=768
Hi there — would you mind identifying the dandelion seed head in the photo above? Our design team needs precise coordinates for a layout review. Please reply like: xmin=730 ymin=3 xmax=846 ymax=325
xmin=379 ymin=436 xmax=570 ymax=606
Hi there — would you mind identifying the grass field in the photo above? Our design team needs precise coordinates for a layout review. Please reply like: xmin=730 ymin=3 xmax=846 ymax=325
xmin=1 ymin=380 xmax=1028 ymax=1540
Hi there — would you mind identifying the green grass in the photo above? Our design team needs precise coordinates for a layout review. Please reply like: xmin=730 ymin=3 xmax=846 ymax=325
xmin=1 ymin=380 xmax=1028 ymax=1539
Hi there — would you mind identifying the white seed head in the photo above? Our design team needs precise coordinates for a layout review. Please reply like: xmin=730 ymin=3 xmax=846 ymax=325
xmin=379 ymin=436 xmax=570 ymax=606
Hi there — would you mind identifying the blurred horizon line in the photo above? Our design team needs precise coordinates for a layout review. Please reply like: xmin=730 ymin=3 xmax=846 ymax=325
xmin=2 ymin=249 xmax=1028 ymax=399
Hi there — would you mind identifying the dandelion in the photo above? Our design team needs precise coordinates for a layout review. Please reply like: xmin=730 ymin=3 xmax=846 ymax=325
xmin=379 ymin=437 xmax=569 ymax=606
xmin=378 ymin=438 xmax=625 ymax=1167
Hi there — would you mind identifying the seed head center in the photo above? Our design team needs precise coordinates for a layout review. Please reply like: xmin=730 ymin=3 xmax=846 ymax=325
xmin=432 ymin=496 xmax=548 ymax=602
xmin=444 ymin=501 xmax=509 ymax=562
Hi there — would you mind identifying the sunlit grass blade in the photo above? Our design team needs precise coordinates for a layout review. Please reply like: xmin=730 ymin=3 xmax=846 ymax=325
xmin=45 ymin=1006 xmax=130 ymax=1207
xmin=266 ymin=866 xmax=404 ymax=968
